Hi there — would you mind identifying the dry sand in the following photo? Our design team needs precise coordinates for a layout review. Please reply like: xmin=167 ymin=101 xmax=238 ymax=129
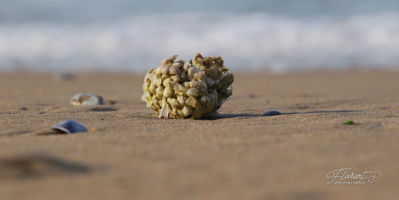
xmin=0 ymin=71 xmax=399 ymax=200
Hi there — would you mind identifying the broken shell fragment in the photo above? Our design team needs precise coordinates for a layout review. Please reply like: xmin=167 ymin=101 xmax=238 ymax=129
xmin=70 ymin=93 xmax=105 ymax=106
xmin=262 ymin=110 xmax=282 ymax=116
xmin=142 ymin=53 xmax=234 ymax=119
xmin=158 ymin=102 xmax=170 ymax=119
xmin=51 ymin=120 xmax=88 ymax=134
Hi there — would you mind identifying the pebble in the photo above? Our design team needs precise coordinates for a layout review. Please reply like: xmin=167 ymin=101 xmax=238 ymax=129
xmin=52 ymin=73 xmax=76 ymax=82
xmin=262 ymin=110 xmax=282 ymax=116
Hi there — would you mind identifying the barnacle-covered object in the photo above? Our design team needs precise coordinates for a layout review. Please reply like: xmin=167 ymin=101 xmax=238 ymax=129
xmin=142 ymin=53 xmax=234 ymax=119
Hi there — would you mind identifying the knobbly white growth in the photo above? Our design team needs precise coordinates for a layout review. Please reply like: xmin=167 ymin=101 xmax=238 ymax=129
xmin=142 ymin=53 xmax=234 ymax=119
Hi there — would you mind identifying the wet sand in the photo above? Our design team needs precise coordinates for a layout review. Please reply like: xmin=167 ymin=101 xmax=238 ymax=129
xmin=0 ymin=71 xmax=399 ymax=200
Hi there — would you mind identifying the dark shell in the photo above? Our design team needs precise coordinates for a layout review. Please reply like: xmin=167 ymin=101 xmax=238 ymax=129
xmin=262 ymin=110 xmax=282 ymax=116
xmin=51 ymin=120 xmax=88 ymax=134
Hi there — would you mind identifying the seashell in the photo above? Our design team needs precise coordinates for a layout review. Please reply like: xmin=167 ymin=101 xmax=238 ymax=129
xmin=174 ymin=59 xmax=185 ymax=66
xmin=186 ymin=88 xmax=199 ymax=97
xmin=186 ymin=96 xmax=197 ymax=108
xmin=167 ymin=98 xmax=179 ymax=108
xmin=163 ymin=87 xmax=173 ymax=98
xmin=205 ymin=77 xmax=215 ymax=87
xmin=156 ymin=86 xmax=164 ymax=98
xmin=182 ymin=106 xmax=192 ymax=117
xmin=189 ymin=80 xmax=201 ymax=88
xmin=169 ymin=66 xmax=180 ymax=75
xmin=149 ymin=84 xmax=157 ymax=94
xmin=70 ymin=93 xmax=105 ymax=106
xmin=160 ymin=66 xmax=168 ymax=74
xmin=162 ymin=78 xmax=172 ymax=88
xmin=170 ymin=75 xmax=180 ymax=84
xmin=177 ymin=95 xmax=186 ymax=106
xmin=51 ymin=120 xmax=88 ymax=134
xmin=158 ymin=102 xmax=170 ymax=119
xmin=195 ymin=71 xmax=206 ymax=80
xmin=262 ymin=110 xmax=282 ymax=116
xmin=183 ymin=63 xmax=191 ymax=71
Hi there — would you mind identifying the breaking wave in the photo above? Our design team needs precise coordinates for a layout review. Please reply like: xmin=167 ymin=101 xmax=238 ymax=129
xmin=1 ymin=12 xmax=399 ymax=72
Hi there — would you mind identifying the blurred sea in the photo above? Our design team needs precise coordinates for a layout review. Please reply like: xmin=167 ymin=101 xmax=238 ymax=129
xmin=1 ymin=0 xmax=399 ymax=72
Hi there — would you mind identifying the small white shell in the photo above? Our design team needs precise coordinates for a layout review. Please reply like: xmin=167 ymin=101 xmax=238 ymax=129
xmin=70 ymin=93 xmax=105 ymax=106
xmin=51 ymin=120 xmax=88 ymax=134
xmin=158 ymin=102 xmax=169 ymax=119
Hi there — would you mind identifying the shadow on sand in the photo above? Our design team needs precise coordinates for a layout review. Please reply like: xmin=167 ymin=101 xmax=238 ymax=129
xmin=0 ymin=153 xmax=90 ymax=178
xmin=105 ymin=110 xmax=360 ymax=121
xmin=216 ymin=110 xmax=360 ymax=120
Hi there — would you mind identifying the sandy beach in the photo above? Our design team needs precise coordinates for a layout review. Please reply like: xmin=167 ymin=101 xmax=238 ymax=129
xmin=1 ymin=71 xmax=399 ymax=200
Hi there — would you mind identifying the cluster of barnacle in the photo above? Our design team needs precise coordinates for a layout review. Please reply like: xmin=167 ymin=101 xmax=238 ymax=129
xmin=142 ymin=53 xmax=234 ymax=119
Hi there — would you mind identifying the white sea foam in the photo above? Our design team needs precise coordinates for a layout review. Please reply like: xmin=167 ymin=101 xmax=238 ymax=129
xmin=0 ymin=12 xmax=399 ymax=72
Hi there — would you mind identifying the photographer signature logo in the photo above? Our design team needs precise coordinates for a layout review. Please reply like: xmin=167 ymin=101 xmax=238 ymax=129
xmin=326 ymin=168 xmax=381 ymax=184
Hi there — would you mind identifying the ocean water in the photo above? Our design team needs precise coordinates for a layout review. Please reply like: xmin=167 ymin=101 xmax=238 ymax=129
xmin=1 ymin=0 xmax=399 ymax=72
